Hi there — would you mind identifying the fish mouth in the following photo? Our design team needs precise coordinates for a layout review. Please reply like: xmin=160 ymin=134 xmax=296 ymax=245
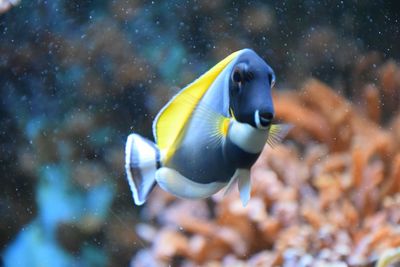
xmin=254 ymin=110 xmax=273 ymax=129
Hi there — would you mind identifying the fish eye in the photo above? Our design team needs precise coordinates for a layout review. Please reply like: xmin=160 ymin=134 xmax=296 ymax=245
xmin=231 ymin=63 xmax=249 ymax=85
xmin=232 ymin=67 xmax=243 ymax=84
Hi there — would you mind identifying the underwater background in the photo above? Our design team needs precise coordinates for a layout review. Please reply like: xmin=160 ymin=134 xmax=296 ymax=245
xmin=1 ymin=1 xmax=400 ymax=266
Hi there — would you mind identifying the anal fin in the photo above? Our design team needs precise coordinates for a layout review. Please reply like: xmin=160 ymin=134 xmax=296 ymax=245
xmin=237 ymin=169 xmax=251 ymax=206
xmin=224 ymin=169 xmax=240 ymax=196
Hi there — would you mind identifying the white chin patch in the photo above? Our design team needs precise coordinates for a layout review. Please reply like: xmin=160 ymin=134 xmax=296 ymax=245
xmin=228 ymin=120 xmax=268 ymax=154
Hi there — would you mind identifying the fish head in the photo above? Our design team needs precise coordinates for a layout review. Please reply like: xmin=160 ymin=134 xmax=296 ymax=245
xmin=229 ymin=50 xmax=275 ymax=129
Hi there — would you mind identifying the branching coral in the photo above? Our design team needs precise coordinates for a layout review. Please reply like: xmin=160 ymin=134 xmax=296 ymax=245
xmin=133 ymin=64 xmax=400 ymax=266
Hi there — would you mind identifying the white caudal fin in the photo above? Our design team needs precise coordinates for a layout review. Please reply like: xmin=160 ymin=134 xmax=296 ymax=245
xmin=125 ymin=133 xmax=160 ymax=205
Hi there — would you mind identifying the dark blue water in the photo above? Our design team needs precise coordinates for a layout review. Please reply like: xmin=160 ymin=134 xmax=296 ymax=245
xmin=0 ymin=1 xmax=399 ymax=266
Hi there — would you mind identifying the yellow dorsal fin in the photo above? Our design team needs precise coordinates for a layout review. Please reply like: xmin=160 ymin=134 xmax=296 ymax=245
xmin=154 ymin=50 xmax=240 ymax=160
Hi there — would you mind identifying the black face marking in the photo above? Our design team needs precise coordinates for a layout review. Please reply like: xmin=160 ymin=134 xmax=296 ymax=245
xmin=258 ymin=111 xmax=274 ymax=127
xmin=228 ymin=50 xmax=275 ymax=128
xmin=231 ymin=63 xmax=255 ymax=85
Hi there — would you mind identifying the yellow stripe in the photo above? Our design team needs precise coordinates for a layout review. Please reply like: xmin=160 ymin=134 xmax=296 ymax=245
xmin=155 ymin=51 xmax=240 ymax=162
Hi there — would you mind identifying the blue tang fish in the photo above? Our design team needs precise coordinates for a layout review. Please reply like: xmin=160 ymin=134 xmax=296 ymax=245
xmin=125 ymin=48 xmax=291 ymax=206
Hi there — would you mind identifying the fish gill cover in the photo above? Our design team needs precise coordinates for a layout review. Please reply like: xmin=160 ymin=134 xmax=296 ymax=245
xmin=0 ymin=1 xmax=399 ymax=267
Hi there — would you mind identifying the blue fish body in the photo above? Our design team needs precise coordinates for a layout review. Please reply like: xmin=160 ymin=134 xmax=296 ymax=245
xmin=125 ymin=49 xmax=291 ymax=206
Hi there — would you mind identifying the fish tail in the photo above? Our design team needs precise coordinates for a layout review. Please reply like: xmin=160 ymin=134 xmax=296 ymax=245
xmin=125 ymin=133 xmax=161 ymax=205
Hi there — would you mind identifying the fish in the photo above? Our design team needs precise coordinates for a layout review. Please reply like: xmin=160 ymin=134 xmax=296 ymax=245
xmin=125 ymin=48 xmax=291 ymax=206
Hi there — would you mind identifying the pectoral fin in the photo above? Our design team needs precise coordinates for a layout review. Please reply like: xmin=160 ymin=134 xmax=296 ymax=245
xmin=376 ymin=247 xmax=400 ymax=267
xmin=267 ymin=124 xmax=293 ymax=147
xmin=237 ymin=169 xmax=251 ymax=206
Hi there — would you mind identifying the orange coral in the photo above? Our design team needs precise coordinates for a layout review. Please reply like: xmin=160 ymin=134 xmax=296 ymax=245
xmin=133 ymin=64 xmax=400 ymax=266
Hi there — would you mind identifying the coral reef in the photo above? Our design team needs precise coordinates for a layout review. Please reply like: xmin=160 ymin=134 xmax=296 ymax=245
xmin=0 ymin=1 xmax=399 ymax=266
xmin=133 ymin=69 xmax=400 ymax=266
